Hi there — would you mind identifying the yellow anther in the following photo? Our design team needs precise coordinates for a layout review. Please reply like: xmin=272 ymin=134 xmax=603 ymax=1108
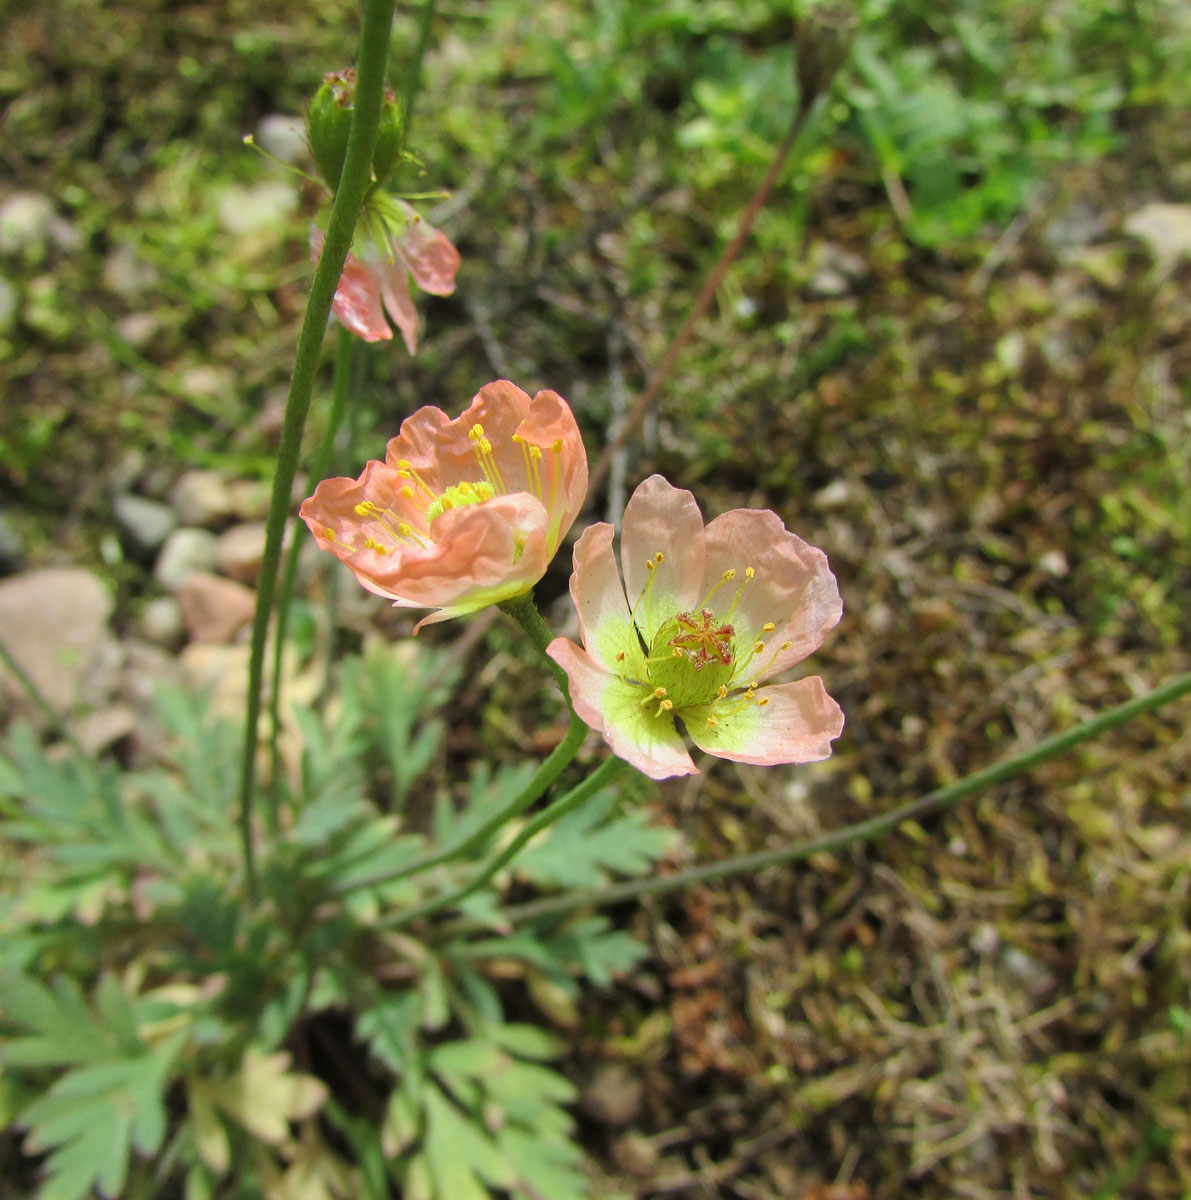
xmin=322 ymin=528 xmax=335 ymax=540
xmin=745 ymin=566 xmax=755 ymax=579
xmin=459 ymin=481 xmax=474 ymax=495
xmin=397 ymin=458 xmax=411 ymax=469
xmin=654 ymin=552 xmax=664 ymax=563
xmin=716 ymin=685 xmax=728 ymax=699
xmin=757 ymin=697 xmax=769 ymax=707
xmin=753 ymin=641 xmax=764 ymax=654
xmin=469 ymin=423 xmax=485 ymax=441
xmin=653 ymin=687 xmax=668 ymax=698
xmin=529 ymin=445 xmax=542 ymax=459
xmin=659 ymin=698 xmax=674 ymax=712
xmin=399 ymin=522 xmax=414 ymax=536
xmin=646 ymin=559 xmax=656 ymax=572
xmin=615 ymin=651 xmax=625 ymax=662
xmin=401 ymin=485 xmax=415 ymax=499
xmin=762 ymin=622 xmax=776 ymax=633
xmin=722 ymin=569 xmax=736 ymax=581
xmin=781 ymin=641 xmax=791 ymax=650
xmin=354 ymin=501 xmax=373 ymax=516
xmin=512 ymin=434 xmax=524 ymax=444
xmin=706 ymin=715 xmax=718 ymax=728
xmin=552 ymin=438 xmax=563 ymax=453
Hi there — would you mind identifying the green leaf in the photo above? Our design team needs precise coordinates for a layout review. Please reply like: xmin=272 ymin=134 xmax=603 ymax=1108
xmin=542 ymin=917 xmax=649 ymax=986
xmin=499 ymin=1125 xmax=589 ymax=1200
xmin=0 ymin=972 xmax=113 ymax=1068
xmin=515 ymin=788 xmax=673 ymax=888
xmin=20 ymin=1036 xmax=181 ymax=1200
xmin=423 ymin=1083 xmax=515 ymax=1195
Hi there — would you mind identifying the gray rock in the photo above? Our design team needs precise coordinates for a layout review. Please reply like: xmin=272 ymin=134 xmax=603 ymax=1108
xmin=138 ymin=595 xmax=185 ymax=647
xmin=0 ymin=567 xmax=119 ymax=721
xmin=176 ymin=572 xmax=256 ymax=644
xmin=806 ymin=241 xmax=870 ymax=298
xmin=0 ymin=193 xmax=54 ymax=259
xmin=116 ymin=312 xmax=161 ymax=350
xmin=155 ymin=527 xmax=219 ymax=592
xmin=113 ymin=493 xmax=178 ymax=560
xmin=1124 ymin=202 xmax=1191 ymax=273
xmin=578 ymin=1063 xmax=644 ymax=1128
xmin=226 ymin=478 xmax=272 ymax=521
xmin=75 ymin=705 xmax=136 ymax=755
xmin=172 ymin=470 xmax=235 ymax=529
xmin=217 ymin=522 xmax=271 ymax=586
xmin=102 ymin=243 xmax=159 ymax=298
xmin=0 ymin=510 xmax=23 ymax=575
xmin=216 ymin=181 xmax=298 ymax=237
xmin=257 ymin=114 xmax=308 ymax=165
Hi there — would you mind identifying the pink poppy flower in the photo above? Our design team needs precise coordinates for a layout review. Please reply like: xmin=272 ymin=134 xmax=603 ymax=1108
xmin=546 ymin=475 xmax=844 ymax=780
xmin=300 ymin=380 xmax=587 ymax=631
xmin=310 ymin=199 xmax=460 ymax=353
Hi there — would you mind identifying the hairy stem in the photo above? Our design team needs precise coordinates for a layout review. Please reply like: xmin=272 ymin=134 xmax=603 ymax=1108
xmin=235 ymin=0 xmax=397 ymax=900
xmin=483 ymin=671 xmax=1191 ymax=926
xmin=333 ymin=591 xmax=587 ymax=896
xmin=588 ymin=87 xmax=832 ymax=496
xmin=383 ymin=754 xmax=626 ymax=928
xmin=267 ymin=325 xmax=355 ymax=820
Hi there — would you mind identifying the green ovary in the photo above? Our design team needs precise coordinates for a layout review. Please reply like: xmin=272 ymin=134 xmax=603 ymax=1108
xmin=425 ymin=480 xmax=495 ymax=523
xmin=646 ymin=611 xmax=737 ymax=709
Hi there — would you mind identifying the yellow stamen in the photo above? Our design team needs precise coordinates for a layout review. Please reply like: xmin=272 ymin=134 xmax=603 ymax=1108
xmin=322 ymin=528 xmax=335 ymax=540
xmin=745 ymin=566 xmax=755 ymax=579
xmin=762 ymin=622 xmax=776 ymax=633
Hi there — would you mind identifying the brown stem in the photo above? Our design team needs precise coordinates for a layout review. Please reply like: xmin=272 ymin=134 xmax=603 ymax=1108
xmin=588 ymin=88 xmax=825 ymax=497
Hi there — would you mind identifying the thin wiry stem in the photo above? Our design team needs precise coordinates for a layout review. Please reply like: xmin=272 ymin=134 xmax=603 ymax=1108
xmin=476 ymin=671 xmax=1191 ymax=927
xmin=235 ymin=0 xmax=398 ymax=901
xmin=332 ymin=591 xmax=588 ymax=896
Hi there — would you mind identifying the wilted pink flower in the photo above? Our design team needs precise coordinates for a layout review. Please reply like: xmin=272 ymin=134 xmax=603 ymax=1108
xmin=300 ymin=381 xmax=587 ymax=630
xmin=547 ymin=475 xmax=844 ymax=780
xmin=310 ymin=199 xmax=460 ymax=353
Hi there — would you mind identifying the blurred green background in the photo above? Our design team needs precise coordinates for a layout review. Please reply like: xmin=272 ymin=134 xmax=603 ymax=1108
xmin=2 ymin=0 xmax=1190 ymax=1196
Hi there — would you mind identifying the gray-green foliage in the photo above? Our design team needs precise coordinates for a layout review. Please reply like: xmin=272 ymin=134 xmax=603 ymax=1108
xmin=0 ymin=650 xmax=672 ymax=1199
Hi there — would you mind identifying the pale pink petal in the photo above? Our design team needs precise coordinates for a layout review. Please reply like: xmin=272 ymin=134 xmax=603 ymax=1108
xmin=306 ymin=383 xmax=586 ymax=628
xmin=377 ymin=257 xmax=420 ymax=355
xmin=685 ymin=676 xmax=844 ymax=766
xmin=512 ymin=389 xmax=589 ymax=552
xmin=568 ymin=523 xmax=646 ymax=677
xmin=547 ymin=639 xmax=698 ymax=780
xmin=620 ymin=475 xmax=705 ymax=645
xmin=311 ymin=225 xmax=392 ymax=343
xmin=373 ymin=492 xmax=550 ymax=610
xmin=393 ymin=200 xmax=461 ymax=296
xmin=383 ymin=406 xmax=452 ymax=492
xmin=702 ymin=509 xmax=842 ymax=682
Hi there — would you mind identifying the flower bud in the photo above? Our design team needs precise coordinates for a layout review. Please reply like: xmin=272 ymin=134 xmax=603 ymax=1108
xmin=308 ymin=69 xmax=356 ymax=192
xmin=370 ymin=89 xmax=404 ymax=187
xmin=308 ymin=67 xmax=404 ymax=193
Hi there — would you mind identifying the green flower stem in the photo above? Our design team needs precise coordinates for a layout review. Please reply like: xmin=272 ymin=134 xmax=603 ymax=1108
xmin=331 ymin=591 xmax=588 ymax=896
xmin=267 ymin=324 xmax=356 ymax=821
xmin=235 ymin=0 xmax=397 ymax=901
xmin=382 ymin=753 xmax=627 ymax=929
xmin=482 ymin=670 xmax=1191 ymax=927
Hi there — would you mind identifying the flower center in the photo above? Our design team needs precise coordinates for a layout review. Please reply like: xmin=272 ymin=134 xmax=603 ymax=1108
xmin=647 ymin=610 xmax=737 ymax=709
xmin=424 ymin=480 xmax=495 ymax=523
